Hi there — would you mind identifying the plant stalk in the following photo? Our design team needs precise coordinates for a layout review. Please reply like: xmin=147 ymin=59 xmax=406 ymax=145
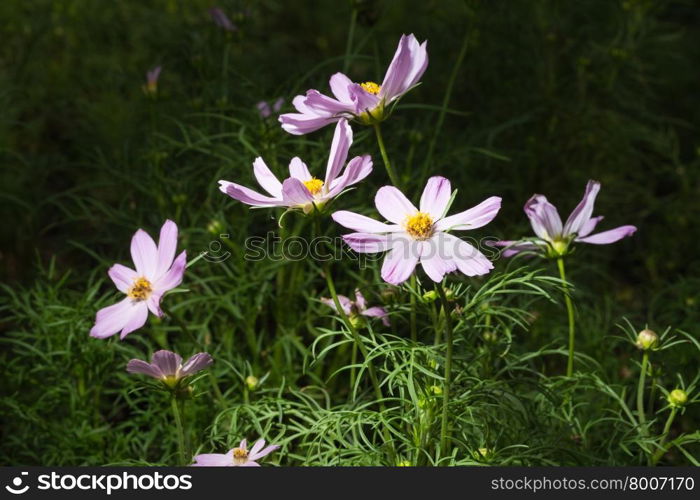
xmin=556 ymin=257 xmax=576 ymax=377
xmin=436 ymin=282 xmax=454 ymax=457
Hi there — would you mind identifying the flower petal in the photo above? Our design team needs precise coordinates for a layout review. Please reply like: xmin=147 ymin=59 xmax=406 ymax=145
xmin=436 ymin=196 xmax=502 ymax=231
xmin=381 ymin=239 xmax=419 ymax=285
xmin=321 ymin=295 xmax=353 ymax=316
xmin=155 ymin=220 xmax=178 ymax=279
xmin=419 ymin=176 xmax=452 ymax=220
xmin=354 ymin=289 xmax=366 ymax=310
xmin=288 ymin=157 xmax=312 ymax=181
xmin=489 ymin=240 xmax=542 ymax=258
xmin=342 ymin=233 xmax=394 ymax=253
xmin=375 ymin=186 xmax=417 ymax=224
xmin=576 ymin=225 xmax=637 ymax=245
xmin=281 ymin=178 xmax=314 ymax=207
xmin=361 ymin=306 xmax=391 ymax=326
xmin=327 ymin=154 xmax=373 ymax=197
xmin=442 ymin=233 xmax=494 ymax=276
xmin=329 ymin=72 xmax=355 ymax=104
xmin=578 ymin=215 xmax=603 ymax=238
xmin=90 ymin=298 xmax=138 ymax=339
xmin=119 ymin=301 xmax=149 ymax=339
xmin=218 ymin=180 xmax=284 ymax=207
xmin=332 ymin=210 xmax=402 ymax=233
xmin=380 ymin=34 xmax=413 ymax=100
xmin=419 ymin=239 xmax=457 ymax=282
xmin=130 ymin=229 xmax=158 ymax=279
xmin=180 ymin=352 xmax=214 ymax=376
xmin=325 ymin=119 xmax=352 ymax=185
xmin=563 ymin=180 xmax=600 ymax=237
xmin=253 ymin=157 xmax=283 ymax=198
xmin=151 ymin=350 xmax=183 ymax=377
xmin=279 ymin=112 xmax=336 ymax=135
xmin=108 ymin=264 xmax=137 ymax=293
xmin=192 ymin=451 xmax=233 ymax=467
xmin=248 ymin=443 xmax=280 ymax=462
xmin=126 ymin=359 xmax=163 ymax=379
xmin=154 ymin=250 xmax=186 ymax=292
xmin=524 ymin=195 xmax=562 ymax=241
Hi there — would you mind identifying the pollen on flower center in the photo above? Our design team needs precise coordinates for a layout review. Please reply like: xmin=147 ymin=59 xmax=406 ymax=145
xmin=360 ymin=81 xmax=381 ymax=95
xmin=127 ymin=277 xmax=152 ymax=301
xmin=233 ymin=447 xmax=249 ymax=465
xmin=303 ymin=178 xmax=324 ymax=195
xmin=405 ymin=212 xmax=434 ymax=240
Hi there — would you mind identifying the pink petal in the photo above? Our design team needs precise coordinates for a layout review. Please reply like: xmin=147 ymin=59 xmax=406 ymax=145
xmin=342 ymin=233 xmax=394 ymax=253
xmin=218 ymin=180 xmax=284 ymax=207
xmin=326 ymin=154 xmax=373 ymax=197
xmin=401 ymin=36 xmax=429 ymax=92
xmin=489 ymin=240 xmax=542 ymax=258
xmin=119 ymin=301 xmax=150 ymax=339
xmin=151 ymin=350 xmax=183 ymax=377
xmin=354 ymin=289 xmax=366 ymax=310
xmin=90 ymin=298 xmax=137 ymax=339
xmin=361 ymin=306 xmax=390 ymax=326
xmin=192 ymin=451 xmax=233 ymax=467
xmin=279 ymin=112 xmax=336 ymax=135
xmin=381 ymin=239 xmax=419 ymax=285
xmin=154 ymin=250 xmax=186 ymax=292
xmin=375 ymin=186 xmax=417 ymax=224
xmin=563 ymin=180 xmax=600 ymax=237
xmin=332 ymin=210 xmax=402 ymax=233
xmin=126 ymin=359 xmax=163 ymax=379
xmin=155 ymin=219 xmax=178 ymax=279
xmin=578 ymin=215 xmax=603 ymax=238
xmin=321 ymin=295 xmax=353 ymax=316
xmin=304 ymin=89 xmax=354 ymax=115
xmin=248 ymin=444 xmax=280 ymax=462
xmin=348 ymin=83 xmax=382 ymax=113
xmin=146 ymin=293 xmax=163 ymax=317
xmin=419 ymin=239 xmax=457 ymax=282
xmin=324 ymin=119 xmax=352 ymax=185
xmin=442 ymin=233 xmax=494 ymax=276
xmin=524 ymin=194 xmax=562 ymax=241
xmin=576 ymin=225 xmax=636 ymax=244
xmin=329 ymin=72 xmax=355 ymax=104
xmin=435 ymin=196 xmax=502 ymax=232
xmin=108 ymin=264 xmax=137 ymax=293
xmin=281 ymin=178 xmax=314 ymax=207
xmin=380 ymin=34 xmax=413 ymax=100
xmin=180 ymin=352 xmax=214 ymax=376
xmin=253 ymin=157 xmax=283 ymax=198
xmin=419 ymin=176 xmax=451 ymax=220
xmin=288 ymin=157 xmax=312 ymax=181
xmin=130 ymin=229 xmax=158 ymax=280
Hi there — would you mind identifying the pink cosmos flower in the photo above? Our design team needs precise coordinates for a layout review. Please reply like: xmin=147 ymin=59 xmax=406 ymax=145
xmin=90 ymin=220 xmax=187 ymax=340
xmin=127 ymin=350 xmax=213 ymax=387
xmin=492 ymin=180 xmax=637 ymax=258
xmin=209 ymin=7 xmax=236 ymax=32
xmin=321 ymin=288 xmax=390 ymax=327
xmin=218 ymin=119 xmax=372 ymax=214
xmin=256 ymin=98 xmax=284 ymax=118
xmin=332 ymin=176 xmax=501 ymax=285
xmin=144 ymin=66 xmax=162 ymax=95
xmin=192 ymin=439 xmax=280 ymax=467
xmin=279 ymin=34 xmax=428 ymax=135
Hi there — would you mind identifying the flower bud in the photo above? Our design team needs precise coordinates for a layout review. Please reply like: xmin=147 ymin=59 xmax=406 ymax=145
xmin=422 ymin=290 xmax=438 ymax=303
xmin=207 ymin=219 xmax=224 ymax=235
xmin=668 ymin=388 xmax=688 ymax=408
xmin=396 ymin=459 xmax=412 ymax=467
xmin=472 ymin=448 xmax=491 ymax=460
xmin=430 ymin=385 xmax=443 ymax=396
xmin=245 ymin=375 xmax=259 ymax=391
xmin=635 ymin=329 xmax=658 ymax=351
xmin=483 ymin=331 xmax=497 ymax=343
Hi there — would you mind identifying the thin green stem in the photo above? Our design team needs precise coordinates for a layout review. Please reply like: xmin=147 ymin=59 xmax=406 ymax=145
xmin=557 ymin=257 xmax=576 ymax=377
xmin=651 ymin=407 xmax=678 ymax=466
xmin=436 ymin=282 xmax=453 ymax=457
xmin=171 ymin=397 xmax=186 ymax=466
xmin=373 ymin=123 xmax=401 ymax=188
xmin=637 ymin=351 xmax=649 ymax=436
xmin=409 ymin=275 xmax=418 ymax=343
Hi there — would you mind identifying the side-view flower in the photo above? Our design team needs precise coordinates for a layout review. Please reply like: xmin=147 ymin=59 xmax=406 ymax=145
xmin=493 ymin=180 xmax=637 ymax=257
xmin=127 ymin=350 xmax=213 ymax=388
xmin=332 ymin=176 xmax=501 ymax=285
xmin=279 ymin=33 xmax=428 ymax=134
xmin=192 ymin=439 xmax=280 ymax=467
xmin=321 ymin=288 xmax=391 ymax=327
xmin=90 ymin=219 xmax=187 ymax=340
xmin=218 ymin=119 xmax=372 ymax=214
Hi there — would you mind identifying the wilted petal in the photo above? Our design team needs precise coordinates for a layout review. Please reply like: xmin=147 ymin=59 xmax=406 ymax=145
xmin=324 ymin=119 xmax=353 ymax=185
xmin=436 ymin=196 xmax=502 ymax=231
xmin=576 ymin=225 xmax=636 ymax=245
xmin=419 ymin=176 xmax=451 ymax=220
xmin=151 ymin=350 xmax=183 ymax=377
xmin=130 ymin=229 xmax=159 ymax=280
xmin=332 ymin=210 xmax=401 ymax=233
xmin=253 ymin=158 xmax=283 ymax=198
xmin=375 ymin=186 xmax=417 ymax=224
xmin=126 ymin=359 xmax=163 ymax=379
xmin=180 ymin=352 xmax=214 ymax=376
xmin=108 ymin=264 xmax=137 ymax=293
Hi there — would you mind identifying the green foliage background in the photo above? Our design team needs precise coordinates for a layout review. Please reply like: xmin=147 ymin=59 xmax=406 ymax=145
xmin=1 ymin=0 xmax=699 ymax=466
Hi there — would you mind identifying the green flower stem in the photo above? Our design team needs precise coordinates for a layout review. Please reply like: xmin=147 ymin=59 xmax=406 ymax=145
xmin=410 ymin=275 xmax=418 ymax=343
xmin=556 ymin=257 xmax=576 ymax=377
xmin=171 ymin=397 xmax=186 ymax=466
xmin=637 ymin=351 xmax=650 ymax=436
xmin=373 ymin=123 xmax=401 ymax=188
xmin=651 ymin=407 xmax=678 ymax=465
xmin=436 ymin=282 xmax=454 ymax=456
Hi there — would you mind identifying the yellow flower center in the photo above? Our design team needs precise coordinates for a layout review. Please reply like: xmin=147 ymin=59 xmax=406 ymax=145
xmin=303 ymin=178 xmax=324 ymax=195
xmin=405 ymin=212 xmax=434 ymax=240
xmin=127 ymin=277 xmax=152 ymax=301
xmin=360 ymin=81 xmax=381 ymax=95
xmin=233 ymin=447 xmax=249 ymax=465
